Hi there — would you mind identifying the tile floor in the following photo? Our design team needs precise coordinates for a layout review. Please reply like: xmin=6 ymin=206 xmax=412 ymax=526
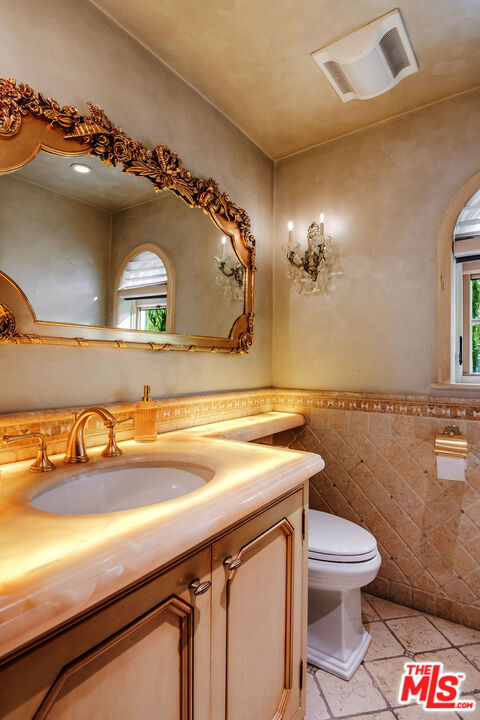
xmin=306 ymin=593 xmax=480 ymax=720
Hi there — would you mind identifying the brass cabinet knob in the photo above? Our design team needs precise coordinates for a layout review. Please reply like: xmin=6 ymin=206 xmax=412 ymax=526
xmin=223 ymin=556 xmax=243 ymax=571
xmin=188 ymin=578 xmax=211 ymax=596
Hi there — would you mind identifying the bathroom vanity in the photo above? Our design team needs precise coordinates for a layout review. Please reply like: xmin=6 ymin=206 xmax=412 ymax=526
xmin=0 ymin=77 xmax=325 ymax=719
xmin=0 ymin=413 xmax=324 ymax=720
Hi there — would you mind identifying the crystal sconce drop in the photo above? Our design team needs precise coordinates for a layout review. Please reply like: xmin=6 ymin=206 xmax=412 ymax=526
xmin=214 ymin=236 xmax=244 ymax=302
xmin=282 ymin=214 xmax=341 ymax=295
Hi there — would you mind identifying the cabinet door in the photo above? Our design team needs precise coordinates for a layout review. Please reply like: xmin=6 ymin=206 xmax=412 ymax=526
xmin=1 ymin=548 xmax=211 ymax=720
xmin=211 ymin=489 xmax=306 ymax=720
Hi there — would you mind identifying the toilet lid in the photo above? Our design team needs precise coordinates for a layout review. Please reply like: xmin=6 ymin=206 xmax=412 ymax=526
xmin=308 ymin=510 xmax=378 ymax=562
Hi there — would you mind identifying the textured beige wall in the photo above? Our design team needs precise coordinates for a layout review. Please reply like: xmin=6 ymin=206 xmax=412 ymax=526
xmin=0 ymin=175 xmax=111 ymax=326
xmin=0 ymin=0 xmax=273 ymax=412
xmin=273 ymin=90 xmax=480 ymax=394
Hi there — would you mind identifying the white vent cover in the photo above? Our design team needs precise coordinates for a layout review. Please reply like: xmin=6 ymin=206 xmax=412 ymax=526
xmin=312 ymin=10 xmax=418 ymax=102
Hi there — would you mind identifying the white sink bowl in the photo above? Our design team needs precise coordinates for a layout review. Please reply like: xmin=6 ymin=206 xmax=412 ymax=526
xmin=30 ymin=462 xmax=212 ymax=515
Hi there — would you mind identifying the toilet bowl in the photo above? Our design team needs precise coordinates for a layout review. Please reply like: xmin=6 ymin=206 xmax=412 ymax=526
xmin=308 ymin=510 xmax=381 ymax=680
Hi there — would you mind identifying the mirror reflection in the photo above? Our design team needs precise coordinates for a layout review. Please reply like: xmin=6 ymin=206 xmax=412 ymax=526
xmin=0 ymin=152 xmax=245 ymax=337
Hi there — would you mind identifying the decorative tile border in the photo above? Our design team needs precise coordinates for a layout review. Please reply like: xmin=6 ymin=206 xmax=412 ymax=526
xmin=274 ymin=388 xmax=480 ymax=420
xmin=2 ymin=387 xmax=480 ymax=466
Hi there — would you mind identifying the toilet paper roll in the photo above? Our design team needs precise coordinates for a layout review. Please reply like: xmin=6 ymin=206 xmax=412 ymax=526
xmin=436 ymin=455 xmax=466 ymax=482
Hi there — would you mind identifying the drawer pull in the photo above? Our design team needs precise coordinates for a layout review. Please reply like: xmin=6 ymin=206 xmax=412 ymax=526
xmin=223 ymin=556 xmax=243 ymax=571
xmin=188 ymin=578 xmax=211 ymax=595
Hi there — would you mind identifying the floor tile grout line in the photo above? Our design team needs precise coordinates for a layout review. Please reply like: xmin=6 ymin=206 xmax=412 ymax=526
xmin=452 ymin=646 xmax=480 ymax=694
xmin=374 ymin=607 xmax=480 ymax=644
xmin=412 ymin=647 xmax=480 ymax=695
xmin=323 ymin=707 xmax=398 ymax=719
xmin=363 ymin=597 xmax=424 ymax=623
xmin=364 ymin=617 xmax=410 ymax=663
xmin=382 ymin=618 xmax=436 ymax=655
xmin=361 ymin=659 xmax=397 ymax=714
xmin=362 ymin=595 xmax=380 ymax=623
xmin=312 ymin=671 xmax=335 ymax=720
xmin=423 ymin=614 xmax=461 ymax=649
xmin=366 ymin=613 xmax=421 ymax=622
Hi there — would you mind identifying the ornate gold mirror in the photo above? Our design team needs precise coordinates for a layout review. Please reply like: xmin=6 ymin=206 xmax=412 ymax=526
xmin=0 ymin=78 xmax=255 ymax=353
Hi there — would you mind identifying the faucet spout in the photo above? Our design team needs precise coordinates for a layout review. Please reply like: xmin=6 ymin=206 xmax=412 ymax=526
xmin=64 ymin=406 xmax=116 ymax=463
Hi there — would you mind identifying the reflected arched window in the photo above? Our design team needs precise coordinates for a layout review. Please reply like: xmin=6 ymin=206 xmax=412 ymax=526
xmin=453 ymin=188 xmax=480 ymax=377
xmin=116 ymin=249 xmax=172 ymax=333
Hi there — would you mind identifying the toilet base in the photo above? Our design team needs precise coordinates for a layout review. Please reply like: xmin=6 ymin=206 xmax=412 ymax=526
xmin=308 ymin=627 xmax=371 ymax=681
xmin=307 ymin=585 xmax=372 ymax=681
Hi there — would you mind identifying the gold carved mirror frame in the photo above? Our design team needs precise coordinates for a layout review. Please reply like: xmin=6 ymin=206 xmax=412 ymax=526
xmin=0 ymin=78 xmax=255 ymax=353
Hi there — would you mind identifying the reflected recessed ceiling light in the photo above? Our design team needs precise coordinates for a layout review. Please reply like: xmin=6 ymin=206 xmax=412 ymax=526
xmin=71 ymin=163 xmax=92 ymax=174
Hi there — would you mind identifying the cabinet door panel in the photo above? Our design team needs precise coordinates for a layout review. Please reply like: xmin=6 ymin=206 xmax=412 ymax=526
xmin=227 ymin=520 xmax=293 ymax=720
xmin=34 ymin=596 xmax=192 ymax=720
xmin=212 ymin=490 xmax=305 ymax=720
xmin=1 ymin=549 xmax=211 ymax=720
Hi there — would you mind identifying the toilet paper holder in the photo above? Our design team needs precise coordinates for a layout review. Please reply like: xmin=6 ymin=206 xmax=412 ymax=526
xmin=434 ymin=426 xmax=468 ymax=459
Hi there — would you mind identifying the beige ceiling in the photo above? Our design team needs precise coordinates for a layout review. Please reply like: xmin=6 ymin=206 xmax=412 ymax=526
xmin=92 ymin=0 xmax=480 ymax=159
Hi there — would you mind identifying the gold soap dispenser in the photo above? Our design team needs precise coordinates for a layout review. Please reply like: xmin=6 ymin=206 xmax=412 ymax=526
xmin=134 ymin=385 xmax=158 ymax=443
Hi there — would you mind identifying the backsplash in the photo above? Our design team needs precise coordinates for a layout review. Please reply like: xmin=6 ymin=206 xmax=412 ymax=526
xmin=0 ymin=389 xmax=275 ymax=465
xmin=3 ymin=386 xmax=480 ymax=630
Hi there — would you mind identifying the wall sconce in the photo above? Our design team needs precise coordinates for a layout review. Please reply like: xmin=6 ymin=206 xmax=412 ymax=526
xmin=214 ymin=236 xmax=244 ymax=302
xmin=282 ymin=214 xmax=340 ymax=295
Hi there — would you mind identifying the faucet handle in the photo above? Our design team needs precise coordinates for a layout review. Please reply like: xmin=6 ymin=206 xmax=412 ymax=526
xmin=3 ymin=432 xmax=55 ymax=472
xmin=116 ymin=417 xmax=134 ymax=426
xmin=101 ymin=417 xmax=133 ymax=458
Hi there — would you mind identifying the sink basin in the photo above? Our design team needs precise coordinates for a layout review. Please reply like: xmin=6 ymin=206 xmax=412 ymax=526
xmin=30 ymin=462 xmax=212 ymax=515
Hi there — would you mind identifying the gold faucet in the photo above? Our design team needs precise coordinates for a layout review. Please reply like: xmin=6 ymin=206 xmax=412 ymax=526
xmin=64 ymin=407 xmax=118 ymax=463
xmin=101 ymin=417 xmax=133 ymax=458
xmin=3 ymin=432 xmax=55 ymax=472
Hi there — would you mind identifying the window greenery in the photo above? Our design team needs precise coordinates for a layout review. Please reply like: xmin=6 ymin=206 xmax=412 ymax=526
xmin=145 ymin=308 xmax=167 ymax=333
xmin=472 ymin=279 xmax=480 ymax=372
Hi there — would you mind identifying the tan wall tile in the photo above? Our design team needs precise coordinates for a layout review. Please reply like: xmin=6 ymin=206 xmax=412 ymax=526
xmin=270 ymin=390 xmax=480 ymax=631
xmin=369 ymin=413 xmax=392 ymax=435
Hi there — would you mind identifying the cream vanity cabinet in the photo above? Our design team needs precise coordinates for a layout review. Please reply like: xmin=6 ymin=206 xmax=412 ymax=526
xmin=0 ymin=489 xmax=307 ymax=720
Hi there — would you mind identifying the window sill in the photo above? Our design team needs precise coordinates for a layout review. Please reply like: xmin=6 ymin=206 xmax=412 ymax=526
xmin=431 ymin=382 xmax=480 ymax=392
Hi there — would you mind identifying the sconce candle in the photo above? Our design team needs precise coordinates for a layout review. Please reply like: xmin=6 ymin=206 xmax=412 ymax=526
xmin=287 ymin=221 xmax=294 ymax=245
xmin=282 ymin=213 xmax=339 ymax=295
xmin=214 ymin=236 xmax=245 ymax=302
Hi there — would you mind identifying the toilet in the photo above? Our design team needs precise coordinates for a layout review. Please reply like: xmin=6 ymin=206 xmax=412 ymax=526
xmin=308 ymin=510 xmax=381 ymax=680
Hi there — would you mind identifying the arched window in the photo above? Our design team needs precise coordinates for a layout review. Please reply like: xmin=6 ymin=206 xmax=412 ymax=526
xmin=115 ymin=247 xmax=174 ymax=333
xmin=437 ymin=171 xmax=480 ymax=387
xmin=453 ymin=189 xmax=480 ymax=377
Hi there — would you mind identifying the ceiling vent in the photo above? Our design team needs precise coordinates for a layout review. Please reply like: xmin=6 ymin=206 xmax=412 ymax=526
xmin=312 ymin=10 xmax=419 ymax=102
